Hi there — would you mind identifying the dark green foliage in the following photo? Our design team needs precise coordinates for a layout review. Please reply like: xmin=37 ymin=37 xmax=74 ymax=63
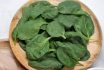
xmin=80 ymin=49 xmax=90 ymax=61
xmin=42 ymin=6 xmax=58 ymax=19
xmin=65 ymin=32 xmax=88 ymax=46
xmin=40 ymin=24 xmax=47 ymax=30
xmin=29 ymin=58 xmax=62 ymax=69
xmin=12 ymin=1 xmax=94 ymax=70
xmin=57 ymin=15 xmax=78 ymax=28
xmin=17 ymin=18 xmax=47 ymax=40
xmin=26 ymin=34 xmax=51 ymax=60
xmin=19 ymin=40 xmax=26 ymax=51
xmin=30 ymin=1 xmax=54 ymax=19
xmin=74 ymin=15 xmax=94 ymax=39
xmin=58 ymin=1 xmax=81 ymax=14
xmin=12 ymin=27 xmax=18 ymax=42
xmin=46 ymin=20 xmax=65 ymax=38
xmin=56 ymin=42 xmax=87 ymax=61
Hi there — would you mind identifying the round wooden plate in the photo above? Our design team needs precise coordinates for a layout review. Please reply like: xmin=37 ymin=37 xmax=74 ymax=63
xmin=9 ymin=0 xmax=102 ymax=70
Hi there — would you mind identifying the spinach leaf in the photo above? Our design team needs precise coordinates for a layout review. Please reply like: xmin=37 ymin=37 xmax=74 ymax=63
xmin=17 ymin=18 xmax=47 ymax=40
xmin=42 ymin=6 xmax=58 ymax=19
xmin=13 ymin=6 xmax=33 ymax=31
xmin=26 ymin=34 xmax=51 ymax=60
xmin=68 ymin=36 xmax=87 ymax=47
xmin=46 ymin=20 xmax=65 ymax=38
xmin=58 ymin=1 xmax=81 ymax=14
xmin=65 ymin=32 xmax=88 ymax=46
xmin=43 ymin=52 xmax=56 ymax=58
xmin=12 ymin=15 xmax=29 ymax=42
xmin=49 ymin=41 xmax=58 ymax=49
xmin=40 ymin=24 xmax=47 ymax=30
xmin=56 ymin=42 xmax=87 ymax=61
xmin=57 ymin=47 xmax=77 ymax=67
xmin=57 ymin=15 xmax=78 ymax=28
xmin=17 ymin=5 xmax=33 ymax=26
xmin=22 ymin=5 xmax=33 ymax=19
xmin=19 ymin=40 xmax=26 ymax=51
xmin=41 ymin=32 xmax=49 ymax=37
xmin=75 ymin=15 xmax=94 ymax=39
xmin=80 ymin=49 xmax=90 ymax=61
xmin=72 ymin=9 xmax=89 ymax=16
xmin=30 ymin=1 xmax=53 ymax=19
xmin=12 ymin=5 xmax=33 ymax=41
xmin=29 ymin=58 xmax=62 ymax=69
xmin=12 ymin=27 xmax=18 ymax=42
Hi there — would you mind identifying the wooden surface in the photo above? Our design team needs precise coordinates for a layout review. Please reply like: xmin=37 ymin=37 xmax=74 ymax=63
xmin=0 ymin=40 xmax=25 ymax=70
xmin=0 ymin=40 xmax=9 ymax=47
xmin=9 ymin=0 xmax=102 ymax=70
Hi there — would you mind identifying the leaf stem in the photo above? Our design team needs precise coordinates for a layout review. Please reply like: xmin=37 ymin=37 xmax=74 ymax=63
xmin=61 ymin=35 xmax=66 ymax=39
xmin=48 ymin=49 xmax=56 ymax=52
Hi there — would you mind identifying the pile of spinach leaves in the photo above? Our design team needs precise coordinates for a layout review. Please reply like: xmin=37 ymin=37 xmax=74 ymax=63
xmin=12 ymin=1 xmax=94 ymax=70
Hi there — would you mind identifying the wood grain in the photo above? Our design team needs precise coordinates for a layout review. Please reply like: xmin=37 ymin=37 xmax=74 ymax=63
xmin=9 ymin=1 xmax=102 ymax=70
xmin=0 ymin=41 xmax=25 ymax=70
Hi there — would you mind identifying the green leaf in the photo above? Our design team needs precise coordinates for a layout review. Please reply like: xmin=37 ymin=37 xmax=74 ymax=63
xmin=75 ymin=15 xmax=94 ymax=39
xmin=41 ymin=32 xmax=49 ymax=37
xmin=56 ymin=42 xmax=87 ymax=61
xmin=25 ymin=39 xmax=31 ymax=44
xmin=22 ymin=5 xmax=33 ymax=19
xmin=57 ymin=15 xmax=78 ymax=28
xmin=65 ymin=32 xmax=81 ymax=38
xmin=57 ymin=47 xmax=77 ymax=67
xmin=72 ymin=9 xmax=89 ymax=16
xmin=30 ymin=1 xmax=53 ymax=19
xmin=65 ymin=32 xmax=88 ymax=46
xmin=42 ymin=6 xmax=58 ymax=19
xmin=40 ymin=24 xmax=47 ymax=30
xmin=12 ymin=17 xmax=27 ymax=42
xmin=26 ymin=34 xmax=51 ymax=60
xmin=80 ymin=50 xmax=90 ymax=61
xmin=58 ymin=1 xmax=81 ymax=14
xmin=19 ymin=40 xmax=26 ymax=51
xmin=37 ymin=52 xmax=56 ymax=62
xmin=43 ymin=52 xmax=56 ymax=58
xmin=18 ymin=5 xmax=33 ymax=25
xmin=12 ymin=6 xmax=33 ymax=41
xmin=49 ymin=41 xmax=58 ymax=49
xmin=12 ymin=27 xmax=18 ymax=43
xmin=46 ymin=21 xmax=65 ymax=38
xmin=17 ymin=18 xmax=47 ymax=40
xmin=29 ymin=58 xmax=62 ymax=69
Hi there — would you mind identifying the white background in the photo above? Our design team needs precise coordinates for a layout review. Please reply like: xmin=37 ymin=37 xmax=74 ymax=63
xmin=0 ymin=0 xmax=104 ymax=69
